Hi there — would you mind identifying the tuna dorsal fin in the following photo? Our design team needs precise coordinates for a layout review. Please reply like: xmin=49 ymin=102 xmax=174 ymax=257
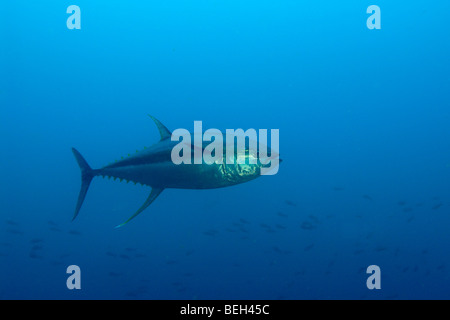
xmin=148 ymin=115 xmax=171 ymax=141
xmin=114 ymin=187 xmax=164 ymax=228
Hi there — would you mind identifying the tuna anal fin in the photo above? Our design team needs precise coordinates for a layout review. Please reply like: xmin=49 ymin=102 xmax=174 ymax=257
xmin=115 ymin=187 xmax=164 ymax=228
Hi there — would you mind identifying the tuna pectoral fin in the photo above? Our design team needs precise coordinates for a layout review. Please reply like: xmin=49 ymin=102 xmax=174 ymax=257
xmin=72 ymin=148 xmax=95 ymax=221
xmin=115 ymin=187 xmax=164 ymax=228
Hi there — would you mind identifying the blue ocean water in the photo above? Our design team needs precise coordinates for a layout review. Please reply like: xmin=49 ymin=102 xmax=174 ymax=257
xmin=1 ymin=1 xmax=449 ymax=300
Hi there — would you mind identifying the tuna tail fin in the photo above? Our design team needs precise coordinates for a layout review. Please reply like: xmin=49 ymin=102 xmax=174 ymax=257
xmin=72 ymin=148 xmax=95 ymax=221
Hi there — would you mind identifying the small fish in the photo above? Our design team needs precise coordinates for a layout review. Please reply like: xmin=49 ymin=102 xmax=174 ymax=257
xmin=29 ymin=252 xmax=43 ymax=259
xmin=238 ymin=227 xmax=249 ymax=233
xmin=300 ymin=221 xmax=316 ymax=230
xmin=432 ymin=203 xmax=443 ymax=210
xmin=374 ymin=246 xmax=387 ymax=252
xmin=304 ymin=244 xmax=315 ymax=251
xmin=108 ymin=272 xmax=123 ymax=277
xmin=136 ymin=286 xmax=148 ymax=294
xmin=276 ymin=212 xmax=288 ymax=218
xmin=362 ymin=194 xmax=373 ymax=201
xmin=285 ymin=200 xmax=297 ymax=207
xmin=30 ymin=238 xmax=44 ymax=244
xmin=6 ymin=229 xmax=23 ymax=235
xmin=125 ymin=292 xmax=137 ymax=297
xmin=5 ymin=219 xmax=18 ymax=226
xmin=308 ymin=215 xmax=320 ymax=224
xmin=272 ymin=246 xmax=291 ymax=254
xmin=171 ymin=281 xmax=183 ymax=287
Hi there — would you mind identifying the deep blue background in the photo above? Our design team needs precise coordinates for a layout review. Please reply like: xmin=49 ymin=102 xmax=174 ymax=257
xmin=1 ymin=1 xmax=450 ymax=299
